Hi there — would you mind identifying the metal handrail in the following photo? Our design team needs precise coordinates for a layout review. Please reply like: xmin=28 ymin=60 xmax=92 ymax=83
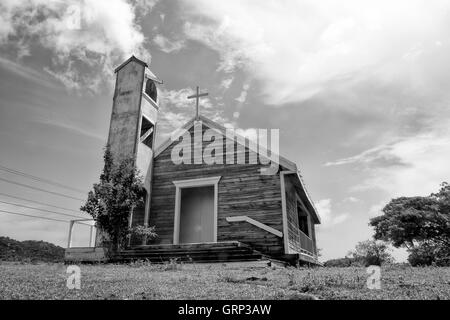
xmin=67 ymin=218 xmax=96 ymax=248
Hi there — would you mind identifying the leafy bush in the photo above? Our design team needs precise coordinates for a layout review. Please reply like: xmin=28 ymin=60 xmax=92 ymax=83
xmin=408 ymin=242 xmax=450 ymax=266
xmin=128 ymin=225 xmax=157 ymax=244
xmin=348 ymin=240 xmax=394 ymax=267
xmin=81 ymin=146 xmax=156 ymax=251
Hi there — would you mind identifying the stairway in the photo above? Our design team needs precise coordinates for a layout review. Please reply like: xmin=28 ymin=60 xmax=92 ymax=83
xmin=112 ymin=241 xmax=267 ymax=264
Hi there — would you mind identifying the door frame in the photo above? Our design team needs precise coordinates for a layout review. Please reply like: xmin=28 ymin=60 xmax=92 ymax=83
xmin=172 ymin=176 xmax=221 ymax=244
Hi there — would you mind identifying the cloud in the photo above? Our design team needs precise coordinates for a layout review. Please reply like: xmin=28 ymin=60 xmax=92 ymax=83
xmin=181 ymin=0 xmax=450 ymax=105
xmin=157 ymin=86 xmax=264 ymax=145
xmin=161 ymin=87 xmax=211 ymax=110
xmin=220 ymin=77 xmax=234 ymax=90
xmin=0 ymin=0 xmax=152 ymax=91
xmin=315 ymin=199 xmax=349 ymax=227
xmin=325 ymin=142 xmax=409 ymax=167
xmin=368 ymin=202 xmax=385 ymax=218
xmin=183 ymin=16 xmax=270 ymax=74
xmin=133 ymin=0 xmax=159 ymax=18
xmin=235 ymin=82 xmax=250 ymax=104
xmin=0 ymin=56 xmax=56 ymax=87
xmin=153 ymin=34 xmax=185 ymax=53
xmin=31 ymin=116 xmax=104 ymax=141
xmin=157 ymin=87 xmax=231 ymax=141
xmin=234 ymin=128 xmax=258 ymax=143
xmin=330 ymin=123 xmax=450 ymax=197
xmin=343 ymin=196 xmax=361 ymax=203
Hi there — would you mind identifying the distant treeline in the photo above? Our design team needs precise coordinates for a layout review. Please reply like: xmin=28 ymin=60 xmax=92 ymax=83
xmin=0 ymin=236 xmax=64 ymax=262
xmin=323 ymin=257 xmax=371 ymax=267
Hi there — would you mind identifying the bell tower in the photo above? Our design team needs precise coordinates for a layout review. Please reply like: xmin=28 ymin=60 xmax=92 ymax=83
xmin=107 ymin=56 xmax=162 ymax=242
xmin=108 ymin=56 xmax=161 ymax=162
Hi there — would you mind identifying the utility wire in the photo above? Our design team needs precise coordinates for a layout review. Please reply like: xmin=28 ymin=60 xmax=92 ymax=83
xmin=0 ymin=164 xmax=86 ymax=194
xmin=0 ymin=199 xmax=85 ymax=219
xmin=0 ymin=209 xmax=93 ymax=226
xmin=0 ymin=209 xmax=69 ymax=223
xmin=0 ymin=192 xmax=82 ymax=214
xmin=0 ymin=177 xmax=85 ymax=201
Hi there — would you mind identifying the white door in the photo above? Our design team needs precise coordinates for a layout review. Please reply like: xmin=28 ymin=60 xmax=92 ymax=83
xmin=179 ymin=186 xmax=214 ymax=243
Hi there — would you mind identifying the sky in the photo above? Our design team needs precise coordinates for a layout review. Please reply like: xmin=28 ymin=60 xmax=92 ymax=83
xmin=1 ymin=0 xmax=450 ymax=261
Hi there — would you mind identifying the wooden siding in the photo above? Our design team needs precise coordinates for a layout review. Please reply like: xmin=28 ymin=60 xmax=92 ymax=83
xmin=147 ymin=123 xmax=284 ymax=256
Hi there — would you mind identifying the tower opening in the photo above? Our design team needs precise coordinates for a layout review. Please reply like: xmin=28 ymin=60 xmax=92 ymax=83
xmin=145 ymin=79 xmax=157 ymax=102
xmin=140 ymin=116 xmax=154 ymax=149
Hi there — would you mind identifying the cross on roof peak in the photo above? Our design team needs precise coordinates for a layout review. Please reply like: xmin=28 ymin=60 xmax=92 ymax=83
xmin=187 ymin=86 xmax=208 ymax=120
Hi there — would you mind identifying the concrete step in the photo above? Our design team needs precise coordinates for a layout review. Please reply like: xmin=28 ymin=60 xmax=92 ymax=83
xmin=117 ymin=247 xmax=253 ymax=256
xmin=112 ymin=254 xmax=264 ymax=264
xmin=112 ymin=241 xmax=265 ymax=264
xmin=128 ymin=241 xmax=248 ymax=251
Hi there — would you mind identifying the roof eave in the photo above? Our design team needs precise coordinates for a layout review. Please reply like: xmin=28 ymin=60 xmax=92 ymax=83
xmin=295 ymin=171 xmax=321 ymax=224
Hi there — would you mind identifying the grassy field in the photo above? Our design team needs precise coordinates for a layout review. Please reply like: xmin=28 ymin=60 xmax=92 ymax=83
xmin=0 ymin=261 xmax=449 ymax=300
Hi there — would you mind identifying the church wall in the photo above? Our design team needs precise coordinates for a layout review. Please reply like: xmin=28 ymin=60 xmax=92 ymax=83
xmin=148 ymin=125 xmax=285 ymax=256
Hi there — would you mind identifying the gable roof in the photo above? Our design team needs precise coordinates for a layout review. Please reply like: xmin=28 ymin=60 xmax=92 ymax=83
xmin=155 ymin=115 xmax=297 ymax=171
xmin=145 ymin=69 xmax=163 ymax=84
xmin=114 ymin=55 xmax=148 ymax=73
xmin=154 ymin=115 xmax=320 ymax=224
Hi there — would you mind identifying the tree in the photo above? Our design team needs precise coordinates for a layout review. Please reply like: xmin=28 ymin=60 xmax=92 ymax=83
xmin=370 ymin=183 xmax=450 ymax=266
xmin=80 ymin=147 xmax=155 ymax=251
xmin=348 ymin=240 xmax=394 ymax=266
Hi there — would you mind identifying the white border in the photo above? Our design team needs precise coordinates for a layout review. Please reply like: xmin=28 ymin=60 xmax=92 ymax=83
xmin=172 ymin=176 xmax=221 ymax=244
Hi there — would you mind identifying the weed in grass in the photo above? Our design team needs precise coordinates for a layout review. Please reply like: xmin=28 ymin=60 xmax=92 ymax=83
xmin=219 ymin=272 xmax=244 ymax=284
xmin=163 ymin=258 xmax=183 ymax=271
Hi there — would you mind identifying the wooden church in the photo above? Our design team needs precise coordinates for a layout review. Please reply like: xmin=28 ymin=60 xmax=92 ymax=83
xmin=66 ymin=56 xmax=321 ymax=265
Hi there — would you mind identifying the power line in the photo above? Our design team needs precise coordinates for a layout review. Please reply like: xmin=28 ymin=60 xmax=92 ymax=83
xmin=0 ymin=209 xmax=69 ymax=223
xmin=0 ymin=209 xmax=93 ymax=226
xmin=0 ymin=199 xmax=85 ymax=219
xmin=0 ymin=164 xmax=86 ymax=194
xmin=0 ymin=177 xmax=85 ymax=201
xmin=0 ymin=192 xmax=82 ymax=214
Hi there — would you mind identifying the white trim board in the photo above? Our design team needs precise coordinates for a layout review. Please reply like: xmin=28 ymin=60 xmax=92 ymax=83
xmin=295 ymin=171 xmax=321 ymax=224
xmin=280 ymin=171 xmax=291 ymax=254
xmin=172 ymin=176 xmax=221 ymax=244
xmin=226 ymin=216 xmax=283 ymax=238
xmin=295 ymin=192 xmax=313 ymax=240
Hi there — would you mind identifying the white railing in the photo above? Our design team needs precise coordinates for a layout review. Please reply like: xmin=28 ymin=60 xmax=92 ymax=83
xmin=299 ymin=230 xmax=314 ymax=256
xmin=226 ymin=216 xmax=283 ymax=238
xmin=67 ymin=219 xmax=96 ymax=248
